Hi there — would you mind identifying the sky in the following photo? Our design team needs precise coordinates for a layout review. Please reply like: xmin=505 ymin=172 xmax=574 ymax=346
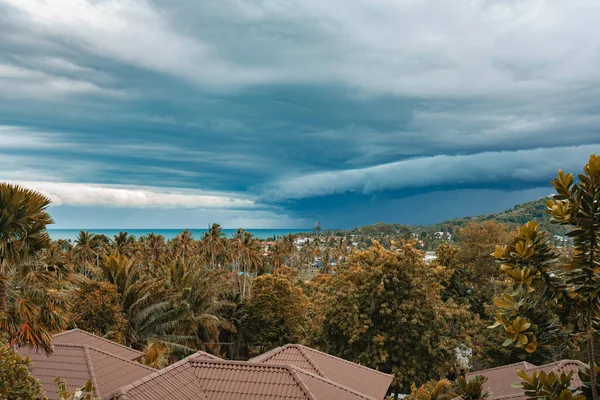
xmin=1 ymin=0 xmax=600 ymax=229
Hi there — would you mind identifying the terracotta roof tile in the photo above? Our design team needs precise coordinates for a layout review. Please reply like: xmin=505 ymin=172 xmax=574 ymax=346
xmin=251 ymin=344 xmax=393 ymax=399
xmin=109 ymin=359 xmax=380 ymax=400
xmin=187 ymin=351 xmax=222 ymax=361
xmin=109 ymin=358 xmax=207 ymax=400
xmin=467 ymin=360 xmax=587 ymax=400
xmin=53 ymin=329 xmax=143 ymax=361
xmin=18 ymin=344 xmax=155 ymax=400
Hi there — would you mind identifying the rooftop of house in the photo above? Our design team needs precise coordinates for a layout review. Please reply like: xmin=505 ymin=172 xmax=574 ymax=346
xmin=20 ymin=329 xmax=393 ymax=400
xmin=250 ymin=343 xmax=394 ymax=400
xmin=52 ymin=329 xmax=143 ymax=361
xmin=467 ymin=359 xmax=587 ymax=400
xmin=18 ymin=343 xmax=156 ymax=400
xmin=109 ymin=359 xmax=380 ymax=400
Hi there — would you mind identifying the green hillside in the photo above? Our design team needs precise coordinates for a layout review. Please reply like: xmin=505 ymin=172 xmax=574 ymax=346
xmin=427 ymin=197 xmax=567 ymax=237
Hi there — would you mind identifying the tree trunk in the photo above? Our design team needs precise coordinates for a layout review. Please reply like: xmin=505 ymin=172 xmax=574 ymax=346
xmin=588 ymin=305 xmax=598 ymax=400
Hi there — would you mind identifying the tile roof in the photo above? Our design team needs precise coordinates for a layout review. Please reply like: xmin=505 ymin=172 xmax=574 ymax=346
xmin=187 ymin=350 xmax=222 ymax=361
xmin=108 ymin=359 xmax=380 ymax=400
xmin=467 ymin=360 xmax=587 ymax=400
xmin=108 ymin=358 xmax=208 ymax=400
xmin=250 ymin=344 xmax=394 ymax=399
xmin=18 ymin=344 xmax=156 ymax=400
xmin=53 ymin=329 xmax=143 ymax=361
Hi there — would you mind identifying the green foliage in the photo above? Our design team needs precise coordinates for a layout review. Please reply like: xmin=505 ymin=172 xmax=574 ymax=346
xmin=0 ymin=344 xmax=44 ymax=400
xmin=70 ymin=279 xmax=127 ymax=343
xmin=454 ymin=375 xmax=489 ymax=400
xmin=514 ymin=368 xmax=585 ymax=400
xmin=0 ymin=183 xmax=70 ymax=353
xmin=579 ymin=363 xmax=600 ymax=399
xmin=493 ymin=155 xmax=600 ymax=400
xmin=312 ymin=242 xmax=471 ymax=392
xmin=244 ymin=270 xmax=309 ymax=353
xmin=407 ymin=379 xmax=455 ymax=400
xmin=55 ymin=377 xmax=99 ymax=400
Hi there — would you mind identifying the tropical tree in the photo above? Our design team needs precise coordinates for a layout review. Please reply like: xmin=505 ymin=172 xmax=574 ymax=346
xmin=95 ymin=253 xmax=174 ymax=348
xmin=408 ymin=379 xmax=455 ymax=400
xmin=0 ymin=183 xmax=69 ymax=353
xmin=454 ymin=376 xmax=489 ymax=400
xmin=112 ymin=231 xmax=135 ymax=257
xmin=230 ymin=229 xmax=262 ymax=298
xmin=199 ymin=224 xmax=226 ymax=269
xmin=73 ymin=231 xmax=98 ymax=275
xmin=0 ymin=343 xmax=44 ymax=400
xmin=69 ymin=279 xmax=127 ymax=343
xmin=311 ymin=242 xmax=471 ymax=394
xmin=492 ymin=154 xmax=600 ymax=400
xmin=158 ymin=257 xmax=233 ymax=355
xmin=244 ymin=269 xmax=309 ymax=353
xmin=514 ymin=368 xmax=585 ymax=400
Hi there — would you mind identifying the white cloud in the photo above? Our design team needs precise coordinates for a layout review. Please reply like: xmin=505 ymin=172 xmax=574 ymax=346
xmin=271 ymin=145 xmax=600 ymax=199
xmin=4 ymin=0 xmax=600 ymax=97
xmin=0 ymin=63 xmax=123 ymax=99
xmin=4 ymin=181 xmax=256 ymax=209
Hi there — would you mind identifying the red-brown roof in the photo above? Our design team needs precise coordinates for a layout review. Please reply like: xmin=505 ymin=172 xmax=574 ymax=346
xmin=53 ymin=329 xmax=143 ymax=361
xmin=18 ymin=344 xmax=156 ymax=400
xmin=467 ymin=360 xmax=586 ymax=400
xmin=250 ymin=344 xmax=394 ymax=399
xmin=109 ymin=358 xmax=208 ymax=400
xmin=109 ymin=359 xmax=380 ymax=400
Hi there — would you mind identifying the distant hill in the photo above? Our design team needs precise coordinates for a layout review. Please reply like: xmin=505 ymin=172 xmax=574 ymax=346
xmin=426 ymin=197 xmax=567 ymax=237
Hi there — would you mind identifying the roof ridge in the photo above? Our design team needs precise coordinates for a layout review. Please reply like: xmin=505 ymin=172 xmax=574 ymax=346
xmin=82 ymin=345 xmax=101 ymax=398
xmin=85 ymin=345 xmax=156 ymax=372
xmin=296 ymin=344 xmax=327 ymax=377
xmin=297 ymin=344 xmax=394 ymax=378
xmin=469 ymin=361 xmax=535 ymax=374
xmin=248 ymin=344 xmax=286 ymax=362
xmin=288 ymin=366 xmax=319 ymax=400
xmin=531 ymin=359 xmax=587 ymax=372
xmin=190 ymin=360 xmax=379 ymax=400
xmin=290 ymin=364 xmax=378 ymax=400
xmin=55 ymin=329 xmax=143 ymax=356
xmin=107 ymin=357 xmax=195 ymax=399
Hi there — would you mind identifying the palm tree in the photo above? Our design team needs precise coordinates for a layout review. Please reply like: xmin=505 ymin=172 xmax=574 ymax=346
xmin=199 ymin=224 xmax=226 ymax=270
xmin=112 ymin=231 xmax=135 ymax=256
xmin=158 ymin=257 xmax=233 ymax=355
xmin=172 ymin=230 xmax=195 ymax=264
xmin=73 ymin=231 xmax=98 ymax=276
xmin=95 ymin=253 xmax=175 ymax=349
xmin=0 ymin=183 xmax=70 ymax=353
xmin=141 ymin=233 xmax=166 ymax=267
xmin=232 ymin=230 xmax=262 ymax=298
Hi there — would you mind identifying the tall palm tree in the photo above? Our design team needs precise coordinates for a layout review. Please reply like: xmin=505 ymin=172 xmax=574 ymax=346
xmin=141 ymin=233 xmax=166 ymax=268
xmin=199 ymin=224 xmax=226 ymax=270
xmin=231 ymin=230 xmax=262 ymax=298
xmin=73 ymin=231 xmax=98 ymax=276
xmin=112 ymin=231 xmax=135 ymax=256
xmin=173 ymin=230 xmax=195 ymax=264
xmin=0 ymin=183 xmax=70 ymax=353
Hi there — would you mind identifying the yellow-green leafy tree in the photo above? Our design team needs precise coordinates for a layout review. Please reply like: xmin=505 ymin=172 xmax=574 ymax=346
xmin=492 ymin=154 xmax=600 ymax=400
xmin=0 ymin=343 xmax=44 ymax=399
xmin=313 ymin=242 xmax=471 ymax=396
xmin=243 ymin=268 xmax=309 ymax=353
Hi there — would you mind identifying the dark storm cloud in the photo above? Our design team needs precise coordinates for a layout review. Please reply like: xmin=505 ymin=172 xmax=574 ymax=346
xmin=1 ymin=0 xmax=600 ymax=227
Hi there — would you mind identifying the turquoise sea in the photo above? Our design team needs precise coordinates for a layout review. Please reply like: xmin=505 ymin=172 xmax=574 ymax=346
xmin=47 ymin=229 xmax=312 ymax=241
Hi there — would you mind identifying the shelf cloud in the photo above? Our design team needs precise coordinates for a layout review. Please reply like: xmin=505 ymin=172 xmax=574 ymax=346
xmin=6 ymin=181 xmax=256 ymax=209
